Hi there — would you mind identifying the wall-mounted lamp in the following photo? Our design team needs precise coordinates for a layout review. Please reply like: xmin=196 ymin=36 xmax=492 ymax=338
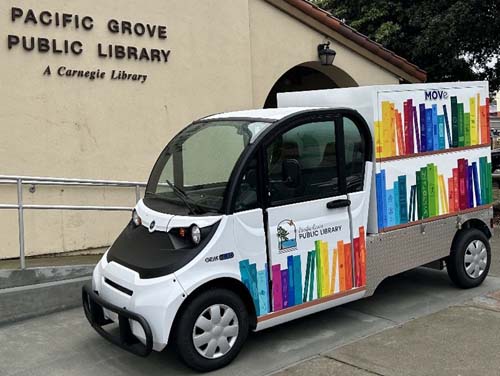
xmin=317 ymin=42 xmax=336 ymax=65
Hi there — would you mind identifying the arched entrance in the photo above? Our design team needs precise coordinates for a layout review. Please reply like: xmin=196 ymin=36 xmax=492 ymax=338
xmin=264 ymin=62 xmax=358 ymax=108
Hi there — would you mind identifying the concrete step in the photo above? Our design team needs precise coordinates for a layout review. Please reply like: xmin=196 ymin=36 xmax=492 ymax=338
xmin=0 ymin=264 xmax=96 ymax=325
xmin=0 ymin=265 xmax=94 ymax=289
xmin=0 ymin=276 xmax=90 ymax=325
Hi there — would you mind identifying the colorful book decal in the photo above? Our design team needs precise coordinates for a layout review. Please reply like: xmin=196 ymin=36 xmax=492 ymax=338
xmin=375 ymin=95 xmax=490 ymax=159
xmin=239 ymin=260 xmax=270 ymax=316
xmin=376 ymin=157 xmax=493 ymax=230
xmin=239 ymin=227 xmax=367 ymax=316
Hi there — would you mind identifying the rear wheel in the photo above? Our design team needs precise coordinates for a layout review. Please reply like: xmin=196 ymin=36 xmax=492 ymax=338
xmin=174 ymin=288 xmax=249 ymax=372
xmin=447 ymin=229 xmax=491 ymax=288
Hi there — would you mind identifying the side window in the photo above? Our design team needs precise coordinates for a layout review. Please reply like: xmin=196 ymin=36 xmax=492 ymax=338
xmin=234 ymin=155 xmax=259 ymax=212
xmin=266 ymin=121 xmax=339 ymax=205
xmin=343 ymin=117 xmax=366 ymax=192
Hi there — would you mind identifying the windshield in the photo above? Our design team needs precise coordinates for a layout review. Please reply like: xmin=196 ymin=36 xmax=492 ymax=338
xmin=145 ymin=119 xmax=271 ymax=214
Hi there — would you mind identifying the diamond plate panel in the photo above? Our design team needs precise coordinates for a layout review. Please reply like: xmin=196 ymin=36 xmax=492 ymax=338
xmin=365 ymin=208 xmax=493 ymax=296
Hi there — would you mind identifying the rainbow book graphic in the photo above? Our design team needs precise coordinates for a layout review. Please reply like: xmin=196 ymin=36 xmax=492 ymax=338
xmin=375 ymin=158 xmax=493 ymax=231
xmin=240 ymin=227 xmax=367 ymax=315
xmin=376 ymin=94 xmax=490 ymax=160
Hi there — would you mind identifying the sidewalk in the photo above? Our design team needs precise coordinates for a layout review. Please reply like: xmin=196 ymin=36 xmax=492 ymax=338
xmin=0 ymin=228 xmax=497 ymax=375
xmin=1 ymin=265 xmax=499 ymax=376
xmin=0 ymin=253 xmax=102 ymax=270
xmin=275 ymin=230 xmax=500 ymax=376
xmin=274 ymin=288 xmax=500 ymax=376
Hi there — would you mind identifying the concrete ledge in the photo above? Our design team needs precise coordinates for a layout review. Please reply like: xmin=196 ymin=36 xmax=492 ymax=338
xmin=0 ymin=265 xmax=94 ymax=289
xmin=0 ymin=276 xmax=90 ymax=325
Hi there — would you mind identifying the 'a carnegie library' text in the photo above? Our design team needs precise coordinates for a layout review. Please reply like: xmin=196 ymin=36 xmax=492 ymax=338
xmin=43 ymin=66 xmax=148 ymax=83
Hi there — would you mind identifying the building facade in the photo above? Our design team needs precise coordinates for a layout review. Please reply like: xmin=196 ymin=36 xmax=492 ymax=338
xmin=0 ymin=0 xmax=425 ymax=259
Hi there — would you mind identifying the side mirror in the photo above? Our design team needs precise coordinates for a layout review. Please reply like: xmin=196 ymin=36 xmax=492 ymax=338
xmin=282 ymin=159 xmax=301 ymax=188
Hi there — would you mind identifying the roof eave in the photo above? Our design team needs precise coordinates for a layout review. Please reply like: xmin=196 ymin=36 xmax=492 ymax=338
xmin=265 ymin=0 xmax=427 ymax=83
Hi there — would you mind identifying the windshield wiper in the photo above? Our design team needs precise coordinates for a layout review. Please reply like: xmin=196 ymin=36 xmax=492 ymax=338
xmin=164 ymin=179 xmax=204 ymax=214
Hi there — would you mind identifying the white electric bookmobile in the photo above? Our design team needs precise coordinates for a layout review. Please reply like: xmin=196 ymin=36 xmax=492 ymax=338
xmin=83 ymin=81 xmax=494 ymax=371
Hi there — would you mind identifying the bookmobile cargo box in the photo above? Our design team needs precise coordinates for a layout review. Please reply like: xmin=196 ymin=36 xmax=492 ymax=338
xmin=279 ymin=81 xmax=494 ymax=234
xmin=83 ymin=81 xmax=494 ymax=372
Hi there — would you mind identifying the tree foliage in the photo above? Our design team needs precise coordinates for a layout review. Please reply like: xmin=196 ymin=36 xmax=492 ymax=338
xmin=277 ymin=226 xmax=289 ymax=241
xmin=315 ymin=0 xmax=500 ymax=94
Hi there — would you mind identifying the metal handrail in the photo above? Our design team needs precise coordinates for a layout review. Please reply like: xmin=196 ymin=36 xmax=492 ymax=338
xmin=0 ymin=174 xmax=146 ymax=188
xmin=0 ymin=175 xmax=147 ymax=269
xmin=2 ymin=172 xmax=498 ymax=270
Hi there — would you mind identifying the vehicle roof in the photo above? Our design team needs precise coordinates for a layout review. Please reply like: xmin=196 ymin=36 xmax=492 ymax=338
xmin=202 ymin=107 xmax=323 ymax=121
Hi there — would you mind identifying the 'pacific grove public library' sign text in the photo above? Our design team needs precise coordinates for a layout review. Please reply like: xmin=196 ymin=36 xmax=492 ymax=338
xmin=5 ymin=6 xmax=171 ymax=83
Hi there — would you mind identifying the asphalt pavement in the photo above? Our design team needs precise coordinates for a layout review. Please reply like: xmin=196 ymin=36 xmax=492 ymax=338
xmin=487 ymin=229 xmax=500 ymax=277
xmin=0 ymin=231 xmax=498 ymax=376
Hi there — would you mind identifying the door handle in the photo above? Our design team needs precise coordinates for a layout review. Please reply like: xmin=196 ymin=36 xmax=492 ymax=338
xmin=326 ymin=199 xmax=351 ymax=209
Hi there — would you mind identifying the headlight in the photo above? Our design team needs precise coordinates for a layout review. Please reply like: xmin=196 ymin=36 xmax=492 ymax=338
xmin=132 ymin=210 xmax=142 ymax=227
xmin=191 ymin=224 xmax=201 ymax=245
xmin=168 ymin=221 xmax=220 ymax=250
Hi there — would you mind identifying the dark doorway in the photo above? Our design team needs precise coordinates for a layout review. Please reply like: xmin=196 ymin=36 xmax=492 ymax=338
xmin=264 ymin=66 xmax=338 ymax=108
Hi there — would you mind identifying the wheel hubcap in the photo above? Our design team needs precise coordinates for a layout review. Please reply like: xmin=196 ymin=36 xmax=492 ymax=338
xmin=464 ymin=240 xmax=487 ymax=279
xmin=192 ymin=304 xmax=239 ymax=359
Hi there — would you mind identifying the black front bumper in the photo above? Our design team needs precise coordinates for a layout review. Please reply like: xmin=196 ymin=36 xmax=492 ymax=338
xmin=82 ymin=284 xmax=153 ymax=357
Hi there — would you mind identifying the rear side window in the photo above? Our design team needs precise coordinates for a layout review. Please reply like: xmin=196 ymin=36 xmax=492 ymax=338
xmin=343 ymin=117 xmax=366 ymax=193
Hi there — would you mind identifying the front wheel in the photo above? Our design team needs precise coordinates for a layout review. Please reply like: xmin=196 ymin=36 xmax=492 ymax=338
xmin=447 ymin=228 xmax=491 ymax=288
xmin=174 ymin=288 xmax=249 ymax=372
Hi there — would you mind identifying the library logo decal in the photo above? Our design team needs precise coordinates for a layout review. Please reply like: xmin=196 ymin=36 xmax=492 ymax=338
xmin=277 ymin=219 xmax=297 ymax=253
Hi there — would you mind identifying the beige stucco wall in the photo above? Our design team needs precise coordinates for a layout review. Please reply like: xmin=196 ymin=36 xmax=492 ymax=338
xmin=248 ymin=0 xmax=400 ymax=107
xmin=0 ymin=0 xmax=403 ymax=260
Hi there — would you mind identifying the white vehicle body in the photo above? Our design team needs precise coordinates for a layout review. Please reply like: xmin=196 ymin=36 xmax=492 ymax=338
xmin=83 ymin=82 xmax=494 ymax=369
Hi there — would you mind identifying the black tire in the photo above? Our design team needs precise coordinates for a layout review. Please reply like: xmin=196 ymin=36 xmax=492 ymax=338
xmin=447 ymin=228 xmax=491 ymax=288
xmin=174 ymin=288 xmax=249 ymax=372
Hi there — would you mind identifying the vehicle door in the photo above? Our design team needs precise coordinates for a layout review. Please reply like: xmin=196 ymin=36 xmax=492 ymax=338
xmin=263 ymin=112 xmax=368 ymax=313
